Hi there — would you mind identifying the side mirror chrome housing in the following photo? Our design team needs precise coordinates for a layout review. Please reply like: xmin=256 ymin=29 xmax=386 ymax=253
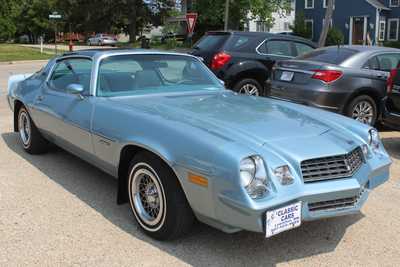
xmin=66 ymin=83 xmax=84 ymax=95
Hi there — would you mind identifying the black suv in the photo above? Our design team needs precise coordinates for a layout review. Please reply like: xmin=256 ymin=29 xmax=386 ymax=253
xmin=190 ymin=31 xmax=316 ymax=96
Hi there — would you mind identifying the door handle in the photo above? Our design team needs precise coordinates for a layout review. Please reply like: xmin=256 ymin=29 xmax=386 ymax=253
xmin=36 ymin=95 xmax=44 ymax=102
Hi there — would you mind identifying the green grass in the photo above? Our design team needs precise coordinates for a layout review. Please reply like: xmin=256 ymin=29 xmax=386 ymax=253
xmin=0 ymin=44 xmax=53 ymax=62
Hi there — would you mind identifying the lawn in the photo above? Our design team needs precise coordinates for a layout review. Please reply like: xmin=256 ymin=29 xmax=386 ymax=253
xmin=0 ymin=44 xmax=53 ymax=62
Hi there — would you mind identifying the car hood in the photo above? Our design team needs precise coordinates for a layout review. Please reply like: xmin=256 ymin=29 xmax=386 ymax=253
xmin=110 ymin=91 xmax=338 ymax=147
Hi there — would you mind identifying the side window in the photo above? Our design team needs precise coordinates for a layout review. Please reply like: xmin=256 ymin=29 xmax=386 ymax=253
xmin=49 ymin=58 xmax=92 ymax=93
xmin=376 ymin=53 xmax=400 ymax=71
xmin=293 ymin=42 xmax=314 ymax=56
xmin=266 ymin=40 xmax=293 ymax=57
xmin=364 ymin=56 xmax=380 ymax=70
xmin=224 ymin=35 xmax=255 ymax=52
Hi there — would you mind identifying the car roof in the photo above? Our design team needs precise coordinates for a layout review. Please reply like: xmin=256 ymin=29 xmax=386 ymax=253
xmin=323 ymin=45 xmax=400 ymax=53
xmin=60 ymin=48 xmax=192 ymax=59
xmin=206 ymin=31 xmax=316 ymax=46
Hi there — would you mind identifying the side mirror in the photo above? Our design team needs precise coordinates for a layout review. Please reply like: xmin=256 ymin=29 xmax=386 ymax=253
xmin=66 ymin=83 xmax=84 ymax=95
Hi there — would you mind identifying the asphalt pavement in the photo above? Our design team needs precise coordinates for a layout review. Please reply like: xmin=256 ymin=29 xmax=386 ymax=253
xmin=0 ymin=61 xmax=399 ymax=266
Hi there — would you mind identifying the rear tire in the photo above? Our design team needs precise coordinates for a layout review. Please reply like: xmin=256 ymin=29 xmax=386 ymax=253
xmin=233 ymin=78 xmax=264 ymax=96
xmin=127 ymin=152 xmax=194 ymax=240
xmin=17 ymin=106 xmax=48 ymax=154
xmin=345 ymin=95 xmax=377 ymax=126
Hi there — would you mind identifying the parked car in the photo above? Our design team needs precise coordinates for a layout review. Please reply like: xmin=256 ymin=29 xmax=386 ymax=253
xmin=383 ymin=66 xmax=400 ymax=129
xmin=87 ymin=34 xmax=117 ymax=46
xmin=189 ymin=31 xmax=316 ymax=96
xmin=7 ymin=49 xmax=391 ymax=241
xmin=266 ymin=45 xmax=400 ymax=126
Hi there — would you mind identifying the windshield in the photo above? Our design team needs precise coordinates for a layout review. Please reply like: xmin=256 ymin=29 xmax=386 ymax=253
xmin=296 ymin=47 xmax=358 ymax=65
xmin=97 ymin=54 xmax=223 ymax=97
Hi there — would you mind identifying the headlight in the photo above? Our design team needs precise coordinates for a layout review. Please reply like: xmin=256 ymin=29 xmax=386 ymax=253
xmin=274 ymin=165 xmax=294 ymax=185
xmin=368 ymin=128 xmax=380 ymax=153
xmin=240 ymin=156 xmax=268 ymax=199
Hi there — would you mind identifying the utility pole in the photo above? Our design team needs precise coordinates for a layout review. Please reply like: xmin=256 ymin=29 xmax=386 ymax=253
xmin=224 ymin=0 xmax=230 ymax=31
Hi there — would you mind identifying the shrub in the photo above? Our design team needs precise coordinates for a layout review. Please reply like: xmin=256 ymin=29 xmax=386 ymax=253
xmin=290 ymin=12 xmax=312 ymax=39
xmin=326 ymin=27 xmax=344 ymax=46
xmin=384 ymin=41 xmax=400 ymax=49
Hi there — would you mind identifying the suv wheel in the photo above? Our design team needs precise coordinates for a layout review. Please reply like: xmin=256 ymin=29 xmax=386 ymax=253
xmin=346 ymin=95 xmax=377 ymax=126
xmin=233 ymin=79 xmax=264 ymax=96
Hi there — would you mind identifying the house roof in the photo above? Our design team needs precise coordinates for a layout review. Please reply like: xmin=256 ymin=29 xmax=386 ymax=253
xmin=366 ymin=0 xmax=391 ymax=10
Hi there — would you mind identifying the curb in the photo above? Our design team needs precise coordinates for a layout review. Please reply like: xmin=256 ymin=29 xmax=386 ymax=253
xmin=0 ymin=60 xmax=49 ymax=65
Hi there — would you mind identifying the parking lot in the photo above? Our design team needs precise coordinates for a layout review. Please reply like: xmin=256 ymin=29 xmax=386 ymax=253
xmin=1 ymin=61 xmax=400 ymax=266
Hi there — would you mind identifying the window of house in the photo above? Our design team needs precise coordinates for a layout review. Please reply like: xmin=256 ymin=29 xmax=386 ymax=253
xmin=390 ymin=0 xmax=400 ymax=7
xmin=388 ymin=19 xmax=399 ymax=41
xmin=323 ymin=0 xmax=335 ymax=8
xmin=256 ymin=21 xmax=269 ymax=32
xmin=379 ymin=20 xmax=386 ymax=41
xmin=305 ymin=19 xmax=314 ymax=39
xmin=284 ymin=22 xmax=290 ymax=31
xmin=305 ymin=0 xmax=314 ymax=9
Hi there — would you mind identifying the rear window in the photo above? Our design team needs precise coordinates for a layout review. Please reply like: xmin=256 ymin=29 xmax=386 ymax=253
xmin=193 ymin=34 xmax=229 ymax=50
xmin=297 ymin=47 xmax=358 ymax=65
xmin=224 ymin=35 xmax=257 ymax=52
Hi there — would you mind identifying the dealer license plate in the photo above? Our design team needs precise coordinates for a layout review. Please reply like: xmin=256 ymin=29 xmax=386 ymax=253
xmin=265 ymin=201 xmax=301 ymax=238
xmin=280 ymin=71 xmax=294 ymax=81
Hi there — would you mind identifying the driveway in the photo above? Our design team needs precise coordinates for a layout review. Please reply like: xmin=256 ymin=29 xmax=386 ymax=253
xmin=0 ymin=61 xmax=399 ymax=266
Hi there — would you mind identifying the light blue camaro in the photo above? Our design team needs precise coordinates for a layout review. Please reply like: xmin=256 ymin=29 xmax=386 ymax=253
xmin=7 ymin=50 xmax=391 ymax=240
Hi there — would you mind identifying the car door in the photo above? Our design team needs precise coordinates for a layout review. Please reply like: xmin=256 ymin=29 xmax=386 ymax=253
xmin=33 ymin=57 xmax=95 ymax=157
xmin=387 ymin=67 xmax=400 ymax=115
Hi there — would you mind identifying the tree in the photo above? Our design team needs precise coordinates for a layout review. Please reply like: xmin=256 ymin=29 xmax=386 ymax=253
xmin=318 ymin=0 xmax=334 ymax=47
xmin=193 ymin=0 xmax=292 ymax=37
xmin=290 ymin=12 xmax=312 ymax=39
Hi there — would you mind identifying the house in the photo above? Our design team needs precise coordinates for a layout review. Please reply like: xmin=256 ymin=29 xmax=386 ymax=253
xmin=296 ymin=0 xmax=400 ymax=45
xmin=248 ymin=0 xmax=296 ymax=33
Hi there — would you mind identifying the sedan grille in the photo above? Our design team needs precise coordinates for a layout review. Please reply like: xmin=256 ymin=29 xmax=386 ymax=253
xmin=301 ymin=147 xmax=363 ymax=183
xmin=308 ymin=188 xmax=366 ymax=212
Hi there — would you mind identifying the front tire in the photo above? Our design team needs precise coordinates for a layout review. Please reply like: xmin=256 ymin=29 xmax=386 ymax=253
xmin=233 ymin=78 xmax=264 ymax=96
xmin=17 ymin=106 xmax=48 ymax=154
xmin=345 ymin=95 xmax=377 ymax=126
xmin=127 ymin=152 xmax=194 ymax=240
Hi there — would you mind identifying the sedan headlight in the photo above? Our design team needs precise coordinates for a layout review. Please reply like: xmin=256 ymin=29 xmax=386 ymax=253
xmin=240 ymin=156 xmax=268 ymax=199
xmin=368 ymin=128 xmax=381 ymax=153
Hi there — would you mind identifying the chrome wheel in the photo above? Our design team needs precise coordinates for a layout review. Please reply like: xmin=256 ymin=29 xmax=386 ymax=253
xmin=129 ymin=163 xmax=166 ymax=231
xmin=351 ymin=101 xmax=374 ymax=125
xmin=239 ymin=83 xmax=260 ymax=96
xmin=18 ymin=110 xmax=31 ymax=147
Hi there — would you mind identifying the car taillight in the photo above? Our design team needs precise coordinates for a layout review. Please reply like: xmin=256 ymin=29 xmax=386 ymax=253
xmin=387 ymin=69 xmax=397 ymax=94
xmin=311 ymin=70 xmax=343 ymax=83
xmin=211 ymin=52 xmax=231 ymax=70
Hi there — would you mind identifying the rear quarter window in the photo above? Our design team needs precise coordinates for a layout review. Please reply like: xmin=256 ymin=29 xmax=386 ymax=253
xmin=265 ymin=40 xmax=293 ymax=57
xmin=297 ymin=48 xmax=358 ymax=65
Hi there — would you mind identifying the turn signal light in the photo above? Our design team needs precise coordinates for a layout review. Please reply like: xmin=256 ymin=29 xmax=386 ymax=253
xmin=211 ymin=52 xmax=231 ymax=70
xmin=311 ymin=70 xmax=343 ymax=83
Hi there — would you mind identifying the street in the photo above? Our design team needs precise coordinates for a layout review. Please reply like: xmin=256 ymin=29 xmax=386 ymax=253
xmin=0 ymin=61 xmax=400 ymax=266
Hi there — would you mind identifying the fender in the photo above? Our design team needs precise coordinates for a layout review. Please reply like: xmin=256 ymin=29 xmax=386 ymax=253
xmin=226 ymin=60 xmax=269 ymax=78
xmin=340 ymin=87 xmax=385 ymax=114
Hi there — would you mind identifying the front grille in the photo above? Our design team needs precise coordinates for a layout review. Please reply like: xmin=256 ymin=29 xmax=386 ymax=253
xmin=308 ymin=188 xmax=366 ymax=212
xmin=301 ymin=147 xmax=364 ymax=183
